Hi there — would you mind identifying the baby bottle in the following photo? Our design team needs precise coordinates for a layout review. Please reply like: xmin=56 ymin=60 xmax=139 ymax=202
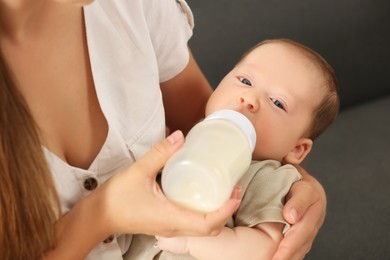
xmin=161 ymin=109 xmax=256 ymax=212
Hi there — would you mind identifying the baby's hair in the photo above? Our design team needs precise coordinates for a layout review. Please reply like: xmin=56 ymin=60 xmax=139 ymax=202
xmin=238 ymin=38 xmax=340 ymax=140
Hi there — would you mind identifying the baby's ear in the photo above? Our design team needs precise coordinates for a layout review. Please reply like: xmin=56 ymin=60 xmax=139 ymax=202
xmin=283 ymin=138 xmax=313 ymax=165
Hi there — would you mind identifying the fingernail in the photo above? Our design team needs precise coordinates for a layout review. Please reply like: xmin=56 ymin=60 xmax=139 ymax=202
xmin=166 ymin=130 xmax=183 ymax=144
xmin=235 ymin=199 xmax=241 ymax=210
xmin=236 ymin=186 xmax=242 ymax=196
xmin=290 ymin=207 xmax=298 ymax=223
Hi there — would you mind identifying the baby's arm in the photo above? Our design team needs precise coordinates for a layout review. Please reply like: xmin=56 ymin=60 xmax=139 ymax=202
xmin=157 ymin=222 xmax=284 ymax=260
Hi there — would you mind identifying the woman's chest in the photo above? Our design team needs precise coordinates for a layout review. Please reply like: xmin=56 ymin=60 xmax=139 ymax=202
xmin=4 ymin=23 xmax=108 ymax=168
xmin=25 ymin=56 xmax=107 ymax=168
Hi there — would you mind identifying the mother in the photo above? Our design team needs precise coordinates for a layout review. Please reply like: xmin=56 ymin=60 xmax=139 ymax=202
xmin=0 ymin=0 xmax=324 ymax=259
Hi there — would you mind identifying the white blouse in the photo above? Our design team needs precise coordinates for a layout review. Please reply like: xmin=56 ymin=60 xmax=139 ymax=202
xmin=44 ymin=0 xmax=194 ymax=258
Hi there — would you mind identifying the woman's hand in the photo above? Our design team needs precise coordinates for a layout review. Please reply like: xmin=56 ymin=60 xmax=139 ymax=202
xmin=272 ymin=166 xmax=326 ymax=260
xmin=46 ymin=131 xmax=240 ymax=260
xmin=102 ymin=130 xmax=241 ymax=237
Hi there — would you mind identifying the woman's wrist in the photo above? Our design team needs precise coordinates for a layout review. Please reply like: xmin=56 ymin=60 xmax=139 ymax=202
xmin=45 ymin=189 xmax=112 ymax=259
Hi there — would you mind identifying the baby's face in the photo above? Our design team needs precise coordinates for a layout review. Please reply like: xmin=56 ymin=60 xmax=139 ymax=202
xmin=206 ymin=42 xmax=324 ymax=162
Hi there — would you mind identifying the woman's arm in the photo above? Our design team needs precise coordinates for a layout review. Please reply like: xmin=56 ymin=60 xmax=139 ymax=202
xmin=160 ymin=49 xmax=213 ymax=135
xmin=272 ymin=166 xmax=326 ymax=260
xmin=157 ymin=222 xmax=284 ymax=260
xmin=44 ymin=131 xmax=240 ymax=259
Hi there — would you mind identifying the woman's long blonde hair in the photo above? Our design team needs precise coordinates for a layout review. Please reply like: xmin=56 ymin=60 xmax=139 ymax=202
xmin=0 ymin=50 xmax=60 ymax=259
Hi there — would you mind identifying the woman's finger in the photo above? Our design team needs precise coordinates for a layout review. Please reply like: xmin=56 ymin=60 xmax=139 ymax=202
xmin=134 ymin=130 xmax=184 ymax=179
xmin=283 ymin=180 xmax=319 ymax=224
xmin=272 ymin=199 xmax=323 ymax=260
xmin=155 ymin=188 xmax=241 ymax=237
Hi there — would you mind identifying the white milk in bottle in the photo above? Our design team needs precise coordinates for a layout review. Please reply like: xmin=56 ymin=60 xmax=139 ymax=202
xmin=161 ymin=109 xmax=256 ymax=212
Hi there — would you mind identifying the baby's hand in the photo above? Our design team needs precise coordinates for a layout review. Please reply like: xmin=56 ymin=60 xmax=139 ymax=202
xmin=155 ymin=236 xmax=190 ymax=254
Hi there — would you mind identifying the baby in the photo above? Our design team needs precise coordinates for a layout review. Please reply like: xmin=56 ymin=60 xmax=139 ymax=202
xmin=128 ymin=38 xmax=339 ymax=260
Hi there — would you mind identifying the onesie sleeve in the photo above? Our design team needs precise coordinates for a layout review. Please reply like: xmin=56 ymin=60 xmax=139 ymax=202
xmin=234 ymin=160 xmax=302 ymax=234
xmin=144 ymin=0 xmax=194 ymax=82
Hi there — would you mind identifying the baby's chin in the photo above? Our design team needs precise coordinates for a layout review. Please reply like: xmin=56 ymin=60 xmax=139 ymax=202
xmin=204 ymin=104 xmax=214 ymax=117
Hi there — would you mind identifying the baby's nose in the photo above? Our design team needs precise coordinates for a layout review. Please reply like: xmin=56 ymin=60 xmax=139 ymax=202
xmin=238 ymin=94 xmax=259 ymax=112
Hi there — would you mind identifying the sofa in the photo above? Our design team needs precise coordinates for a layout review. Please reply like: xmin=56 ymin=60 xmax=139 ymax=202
xmin=186 ymin=0 xmax=390 ymax=259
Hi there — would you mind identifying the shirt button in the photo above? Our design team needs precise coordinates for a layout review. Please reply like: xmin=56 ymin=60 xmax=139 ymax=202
xmin=103 ymin=235 xmax=115 ymax=243
xmin=83 ymin=177 xmax=98 ymax=190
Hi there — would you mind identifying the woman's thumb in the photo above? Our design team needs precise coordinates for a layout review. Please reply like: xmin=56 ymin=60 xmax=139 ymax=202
xmin=135 ymin=130 xmax=184 ymax=178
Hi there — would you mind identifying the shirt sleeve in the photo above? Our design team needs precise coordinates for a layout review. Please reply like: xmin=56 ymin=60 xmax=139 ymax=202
xmin=144 ymin=0 xmax=194 ymax=82
xmin=234 ymin=160 xmax=302 ymax=234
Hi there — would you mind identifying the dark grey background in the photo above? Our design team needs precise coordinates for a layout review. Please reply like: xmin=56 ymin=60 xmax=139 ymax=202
xmin=186 ymin=0 xmax=390 ymax=259
xmin=187 ymin=0 xmax=390 ymax=110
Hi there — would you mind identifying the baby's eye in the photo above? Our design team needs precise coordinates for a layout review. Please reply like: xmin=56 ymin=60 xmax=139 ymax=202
xmin=238 ymin=77 xmax=252 ymax=86
xmin=270 ymin=98 xmax=286 ymax=110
